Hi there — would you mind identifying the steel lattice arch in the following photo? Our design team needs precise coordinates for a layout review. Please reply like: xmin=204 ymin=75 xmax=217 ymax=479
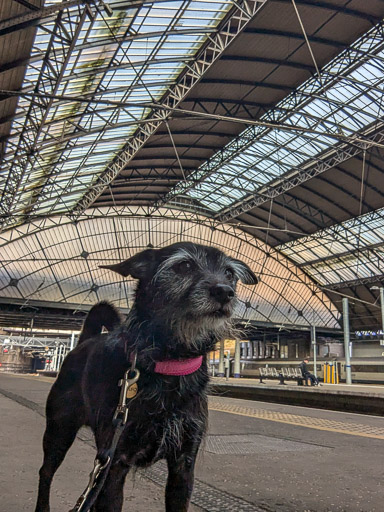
xmin=1 ymin=0 xmax=384 ymax=331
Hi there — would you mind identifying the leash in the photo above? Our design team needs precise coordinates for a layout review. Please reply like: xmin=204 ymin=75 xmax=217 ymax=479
xmin=70 ymin=353 xmax=140 ymax=512
xmin=69 ymin=351 xmax=203 ymax=511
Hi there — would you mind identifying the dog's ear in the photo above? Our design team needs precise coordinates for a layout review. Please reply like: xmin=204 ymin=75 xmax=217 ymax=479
xmin=100 ymin=249 xmax=157 ymax=279
xmin=230 ymin=259 xmax=259 ymax=285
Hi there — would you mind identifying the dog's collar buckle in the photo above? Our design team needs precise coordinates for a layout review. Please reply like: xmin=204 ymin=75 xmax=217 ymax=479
xmin=113 ymin=366 xmax=140 ymax=425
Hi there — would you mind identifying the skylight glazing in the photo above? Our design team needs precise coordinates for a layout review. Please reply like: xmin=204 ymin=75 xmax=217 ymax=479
xmin=0 ymin=0 xmax=233 ymax=225
xmin=0 ymin=207 xmax=340 ymax=328
xmin=277 ymin=208 xmax=384 ymax=287
xmin=183 ymin=22 xmax=384 ymax=212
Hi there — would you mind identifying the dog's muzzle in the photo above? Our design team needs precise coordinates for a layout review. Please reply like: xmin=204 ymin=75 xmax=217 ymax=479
xmin=210 ymin=284 xmax=235 ymax=304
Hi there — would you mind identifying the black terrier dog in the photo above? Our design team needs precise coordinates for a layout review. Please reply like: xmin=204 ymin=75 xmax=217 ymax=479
xmin=35 ymin=242 xmax=258 ymax=512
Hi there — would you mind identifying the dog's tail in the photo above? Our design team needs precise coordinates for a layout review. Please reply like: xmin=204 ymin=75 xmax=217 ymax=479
xmin=78 ymin=301 xmax=122 ymax=344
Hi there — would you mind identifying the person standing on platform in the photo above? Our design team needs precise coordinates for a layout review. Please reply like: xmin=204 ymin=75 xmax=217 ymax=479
xmin=299 ymin=357 xmax=320 ymax=386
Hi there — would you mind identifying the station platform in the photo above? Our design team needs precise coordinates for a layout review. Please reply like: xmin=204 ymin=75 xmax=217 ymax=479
xmin=209 ymin=376 xmax=384 ymax=415
xmin=1 ymin=372 xmax=383 ymax=512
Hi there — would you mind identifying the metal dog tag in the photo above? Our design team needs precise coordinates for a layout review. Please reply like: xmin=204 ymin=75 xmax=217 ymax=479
xmin=126 ymin=382 xmax=138 ymax=399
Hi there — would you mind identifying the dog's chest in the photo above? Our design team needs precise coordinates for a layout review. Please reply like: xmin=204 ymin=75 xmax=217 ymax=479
xmin=115 ymin=385 xmax=206 ymax=467
xmin=117 ymin=412 xmax=192 ymax=467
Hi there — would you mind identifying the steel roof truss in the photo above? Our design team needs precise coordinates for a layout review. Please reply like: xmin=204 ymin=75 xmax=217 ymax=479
xmin=69 ymin=0 xmax=268 ymax=218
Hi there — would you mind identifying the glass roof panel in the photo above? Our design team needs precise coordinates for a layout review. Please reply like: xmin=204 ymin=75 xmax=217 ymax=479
xmin=0 ymin=208 xmax=340 ymax=328
xmin=0 ymin=0 xmax=233 ymax=225
xmin=182 ymin=24 xmax=384 ymax=212
xmin=277 ymin=208 xmax=384 ymax=286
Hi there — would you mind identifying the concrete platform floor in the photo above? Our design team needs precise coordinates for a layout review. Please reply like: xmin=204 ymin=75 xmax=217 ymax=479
xmin=211 ymin=375 xmax=384 ymax=395
xmin=1 ymin=372 xmax=384 ymax=512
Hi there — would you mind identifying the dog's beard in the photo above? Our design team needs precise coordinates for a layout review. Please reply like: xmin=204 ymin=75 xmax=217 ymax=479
xmin=166 ymin=309 xmax=238 ymax=353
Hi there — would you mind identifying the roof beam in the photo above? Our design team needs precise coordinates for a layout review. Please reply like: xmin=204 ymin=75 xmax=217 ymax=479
xmin=200 ymin=78 xmax=295 ymax=91
xmin=298 ymin=241 xmax=384 ymax=268
xmin=69 ymin=0 xmax=269 ymax=218
xmin=0 ymin=0 xmax=85 ymax=37
xmin=0 ymin=3 xmax=91 ymax=229
xmin=154 ymin=21 xmax=384 ymax=215
xmin=324 ymin=274 xmax=384 ymax=291
xmin=220 ymin=55 xmax=315 ymax=72
xmin=280 ymin=208 xmax=384 ymax=249
xmin=217 ymin=128 xmax=384 ymax=223
xmin=281 ymin=0 xmax=382 ymax=24
xmin=12 ymin=0 xmax=40 ymax=10
xmin=243 ymin=28 xmax=346 ymax=48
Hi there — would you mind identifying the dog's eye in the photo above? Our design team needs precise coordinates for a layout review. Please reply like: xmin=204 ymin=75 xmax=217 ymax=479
xmin=174 ymin=261 xmax=194 ymax=274
xmin=225 ymin=268 xmax=234 ymax=280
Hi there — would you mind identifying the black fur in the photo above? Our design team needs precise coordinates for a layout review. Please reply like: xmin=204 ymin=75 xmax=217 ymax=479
xmin=77 ymin=301 xmax=121 ymax=344
xmin=35 ymin=242 xmax=258 ymax=512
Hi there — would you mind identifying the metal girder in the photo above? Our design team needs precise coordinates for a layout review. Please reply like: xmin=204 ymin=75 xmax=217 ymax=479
xmin=217 ymin=129 xmax=384 ymax=223
xmin=298 ymin=242 xmax=384 ymax=268
xmin=243 ymin=27 xmax=346 ymax=48
xmin=26 ymin=26 xmax=217 ymax=66
xmin=0 ymin=0 xmax=86 ymax=37
xmin=289 ymin=0 xmax=382 ymax=24
xmin=0 ymin=3 xmax=92 ymax=229
xmin=69 ymin=0 xmax=269 ymax=218
xmin=200 ymin=78 xmax=295 ymax=91
xmin=155 ymin=21 xmax=384 ymax=214
xmin=280 ymin=207 xmax=384 ymax=250
xmin=279 ymin=194 xmax=335 ymax=227
xmin=220 ymin=54 xmax=315 ymax=72
xmin=324 ymin=274 xmax=384 ymax=291
xmin=12 ymin=0 xmax=40 ymax=10
xmin=0 ymin=334 xmax=72 ymax=349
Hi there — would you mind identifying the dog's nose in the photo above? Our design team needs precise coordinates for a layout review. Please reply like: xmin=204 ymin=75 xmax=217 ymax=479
xmin=210 ymin=284 xmax=235 ymax=304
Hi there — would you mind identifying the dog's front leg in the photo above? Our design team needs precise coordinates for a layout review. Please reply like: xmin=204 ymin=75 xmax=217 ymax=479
xmin=92 ymin=461 xmax=130 ymax=512
xmin=165 ymin=442 xmax=200 ymax=512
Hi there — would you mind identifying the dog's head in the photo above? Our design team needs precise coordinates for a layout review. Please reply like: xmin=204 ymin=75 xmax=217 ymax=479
xmin=101 ymin=242 xmax=258 ymax=347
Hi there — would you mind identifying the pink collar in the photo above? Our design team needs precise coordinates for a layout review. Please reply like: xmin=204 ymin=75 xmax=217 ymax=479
xmin=154 ymin=355 xmax=203 ymax=376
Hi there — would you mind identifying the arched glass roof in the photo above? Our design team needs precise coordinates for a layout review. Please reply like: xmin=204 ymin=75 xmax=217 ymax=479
xmin=1 ymin=0 xmax=383 ymax=330
xmin=0 ymin=0 xmax=237 ymax=227
xmin=0 ymin=208 xmax=339 ymax=328
xmin=278 ymin=207 xmax=384 ymax=289
xmin=179 ymin=22 xmax=384 ymax=214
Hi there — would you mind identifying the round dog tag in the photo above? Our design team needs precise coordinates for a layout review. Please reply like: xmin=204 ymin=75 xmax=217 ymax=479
xmin=126 ymin=383 xmax=138 ymax=399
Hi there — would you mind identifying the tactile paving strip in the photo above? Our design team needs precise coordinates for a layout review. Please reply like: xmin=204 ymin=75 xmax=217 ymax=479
xmin=145 ymin=460 xmax=267 ymax=512
xmin=208 ymin=398 xmax=384 ymax=440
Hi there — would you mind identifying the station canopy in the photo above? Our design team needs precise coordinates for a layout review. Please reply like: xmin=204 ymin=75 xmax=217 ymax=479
xmin=1 ymin=0 xmax=384 ymax=331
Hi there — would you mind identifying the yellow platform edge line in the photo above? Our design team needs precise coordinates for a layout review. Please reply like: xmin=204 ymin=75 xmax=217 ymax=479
xmin=208 ymin=407 xmax=384 ymax=440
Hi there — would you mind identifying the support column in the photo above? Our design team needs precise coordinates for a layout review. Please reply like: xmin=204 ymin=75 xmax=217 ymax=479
xmin=70 ymin=332 xmax=76 ymax=351
xmin=342 ymin=297 xmax=352 ymax=385
xmin=380 ymin=287 xmax=384 ymax=345
xmin=234 ymin=339 xmax=241 ymax=378
xmin=52 ymin=345 xmax=58 ymax=372
xmin=217 ymin=339 xmax=225 ymax=377
xmin=57 ymin=344 xmax=63 ymax=372
xmin=311 ymin=326 xmax=317 ymax=377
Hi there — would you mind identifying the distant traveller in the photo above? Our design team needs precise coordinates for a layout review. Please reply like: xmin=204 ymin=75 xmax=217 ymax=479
xmin=299 ymin=357 xmax=321 ymax=386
